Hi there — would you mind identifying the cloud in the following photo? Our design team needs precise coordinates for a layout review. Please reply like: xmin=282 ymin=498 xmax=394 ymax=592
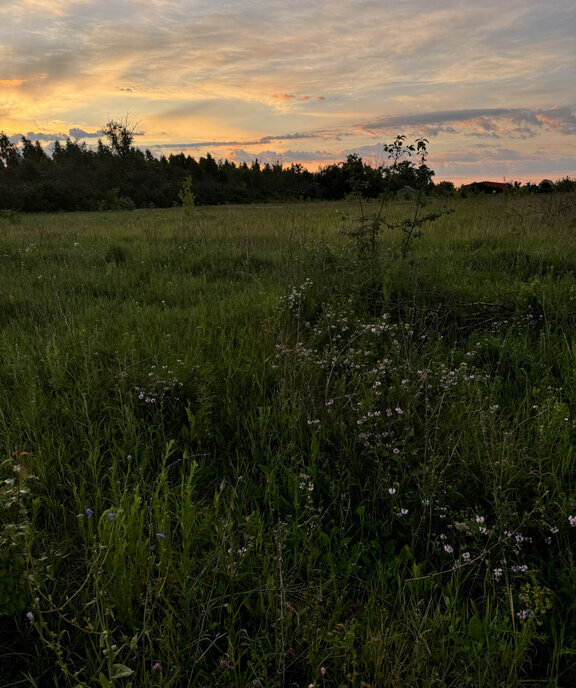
xmin=272 ymin=93 xmax=325 ymax=102
xmin=4 ymin=126 xmax=148 ymax=144
xmin=7 ymin=131 xmax=67 ymax=143
xmin=157 ymin=128 xmax=347 ymax=150
xmin=150 ymin=107 xmax=576 ymax=156
xmin=69 ymin=126 xmax=145 ymax=139
xmin=68 ymin=128 xmax=103 ymax=139
xmin=357 ymin=108 xmax=576 ymax=140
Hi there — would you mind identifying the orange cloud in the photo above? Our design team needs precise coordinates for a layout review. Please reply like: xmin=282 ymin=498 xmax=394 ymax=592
xmin=272 ymin=93 xmax=325 ymax=102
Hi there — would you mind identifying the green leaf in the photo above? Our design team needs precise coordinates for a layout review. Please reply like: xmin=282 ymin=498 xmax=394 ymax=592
xmin=310 ymin=434 xmax=319 ymax=461
xmin=111 ymin=664 xmax=134 ymax=679
xmin=384 ymin=540 xmax=395 ymax=555
xmin=468 ymin=616 xmax=484 ymax=642
xmin=98 ymin=674 xmax=112 ymax=688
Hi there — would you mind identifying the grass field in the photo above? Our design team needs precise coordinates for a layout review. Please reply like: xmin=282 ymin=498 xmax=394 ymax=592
xmin=1 ymin=192 xmax=576 ymax=687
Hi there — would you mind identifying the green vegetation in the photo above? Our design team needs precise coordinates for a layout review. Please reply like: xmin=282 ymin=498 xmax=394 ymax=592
xmin=2 ymin=123 xmax=574 ymax=212
xmin=1 ymin=191 xmax=576 ymax=687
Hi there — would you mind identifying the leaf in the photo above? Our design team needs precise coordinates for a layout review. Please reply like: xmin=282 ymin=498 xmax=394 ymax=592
xmin=468 ymin=616 xmax=484 ymax=642
xmin=98 ymin=674 xmax=112 ymax=688
xmin=310 ymin=434 xmax=319 ymax=461
xmin=111 ymin=664 xmax=134 ymax=679
xmin=185 ymin=405 xmax=196 ymax=436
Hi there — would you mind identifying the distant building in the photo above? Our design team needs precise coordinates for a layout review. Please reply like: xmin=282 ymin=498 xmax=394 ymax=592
xmin=397 ymin=185 xmax=417 ymax=198
xmin=461 ymin=181 xmax=513 ymax=194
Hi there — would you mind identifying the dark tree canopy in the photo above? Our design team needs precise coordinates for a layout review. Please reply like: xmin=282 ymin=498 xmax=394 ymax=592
xmin=1 ymin=125 xmax=558 ymax=213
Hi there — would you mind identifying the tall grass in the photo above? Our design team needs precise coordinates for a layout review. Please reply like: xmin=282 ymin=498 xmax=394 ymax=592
xmin=1 ymin=194 xmax=576 ymax=687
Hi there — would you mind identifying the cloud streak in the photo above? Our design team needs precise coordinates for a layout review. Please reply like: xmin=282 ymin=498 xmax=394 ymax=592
xmin=359 ymin=107 xmax=576 ymax=139
xmin=146 ymin=107 xmax=576 ymax=152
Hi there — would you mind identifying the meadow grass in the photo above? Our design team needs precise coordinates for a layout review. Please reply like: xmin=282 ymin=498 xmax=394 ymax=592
xmin=1 ymin=193 xmax=576 ymax=687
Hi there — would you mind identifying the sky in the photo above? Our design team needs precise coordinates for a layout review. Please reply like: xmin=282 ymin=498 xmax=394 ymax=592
xmin=1 ymin=0 xmax=575 ymax=184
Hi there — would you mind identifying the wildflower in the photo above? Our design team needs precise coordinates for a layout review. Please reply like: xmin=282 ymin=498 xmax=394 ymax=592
xmin=568 ymin=515 xmax=576 ymax=527
xmin=462 ymin=551 xmax=471 ymax=561
xmin=156 ymin=533 xmax=165 ymax=539
xmin=493 ymin=568 xmax=503 ymax=580
xmin=220 ymin=659 xmax=230 ymax=668
xmin=388 ymin=487 xmax=396 ymax=495
xmin=107 ymin=512 xmax=114 ymax=521
xmin=443 ymin=544 xmax=453 ymax=554
xmin=85 ymin=508 xmax=93 ymax=518
xmin=397 ymin=508 xmax=409 ymax=516
xmin=152 ymin=663 xmax=162 ymax=674
xmin=26 ymin=611 xmax=34 ymax=622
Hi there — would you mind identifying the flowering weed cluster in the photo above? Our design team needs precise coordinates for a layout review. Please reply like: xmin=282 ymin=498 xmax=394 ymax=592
xmin=134 ymin=360 xmax=185 ymax=405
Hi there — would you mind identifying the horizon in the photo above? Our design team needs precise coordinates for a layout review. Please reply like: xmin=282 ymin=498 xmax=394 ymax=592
xmin=1 ymin=1 xmax=575 ymax=184
xmin=2 ymin=131 xmax=571 ymax=188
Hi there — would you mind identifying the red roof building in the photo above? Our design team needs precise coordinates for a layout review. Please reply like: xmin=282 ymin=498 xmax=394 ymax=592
xmin=462 ymin=181 xmax=513 ymax=193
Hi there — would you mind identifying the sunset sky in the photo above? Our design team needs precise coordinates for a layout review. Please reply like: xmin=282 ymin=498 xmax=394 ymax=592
xmin=1 ymin=0 xmax=575 ymax=183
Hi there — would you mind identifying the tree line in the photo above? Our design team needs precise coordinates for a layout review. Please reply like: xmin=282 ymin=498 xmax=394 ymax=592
xmin=0 ymin=122 xmax=573 ymax=213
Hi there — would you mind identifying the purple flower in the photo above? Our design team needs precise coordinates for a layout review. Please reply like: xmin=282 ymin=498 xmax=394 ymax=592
xmin=107 ymin=512 xmax=114 ymax=521
xmin=86 ymin=508 xmax=93 ymax=518
xmin=156 ymin=533 xmax=165 ymax=539
xmin=152 ymin=662 xmax=162 ymax=674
